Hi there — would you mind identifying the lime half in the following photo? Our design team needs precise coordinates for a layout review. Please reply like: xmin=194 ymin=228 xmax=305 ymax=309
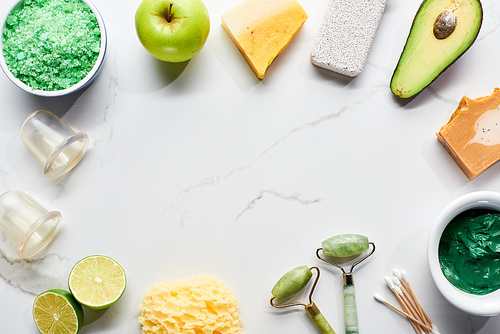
xmin=68 ymin=255 xmax=126 ymax=309
xmin=33 ymin=289 xmax=83 ymax=334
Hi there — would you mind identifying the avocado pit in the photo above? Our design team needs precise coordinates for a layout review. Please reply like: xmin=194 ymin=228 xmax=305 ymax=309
xmin=434 ymin=11 xmax=457 ymax=39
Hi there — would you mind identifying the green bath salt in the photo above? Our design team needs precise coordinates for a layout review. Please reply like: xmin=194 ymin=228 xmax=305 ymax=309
xmin=2 ymin=0 xmax=101 ymax=91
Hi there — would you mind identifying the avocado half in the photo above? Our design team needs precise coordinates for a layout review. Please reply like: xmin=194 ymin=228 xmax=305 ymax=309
xmin=390 ymin=0 xmax=483 ymax=99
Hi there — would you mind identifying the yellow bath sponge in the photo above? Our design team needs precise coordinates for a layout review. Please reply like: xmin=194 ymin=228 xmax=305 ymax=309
xmin=138 ymin=276 xmax=244 ymax=334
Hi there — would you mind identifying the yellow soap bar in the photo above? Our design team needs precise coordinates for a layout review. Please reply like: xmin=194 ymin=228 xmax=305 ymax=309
xmin=221 ymin=0 xmax=308 ymax=79
xmin=437 ymin=88 xmax=500 ymax=179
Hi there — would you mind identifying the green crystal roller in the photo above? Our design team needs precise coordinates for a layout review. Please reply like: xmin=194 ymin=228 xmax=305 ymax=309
xmin=270 ymin=265 xmax=336 ymax=334
xmin=316 ymin=234 xmax=375 ymax=334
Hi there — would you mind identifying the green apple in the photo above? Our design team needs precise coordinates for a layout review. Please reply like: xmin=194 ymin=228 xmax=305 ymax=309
xmin=135 ymin=0 xmax=210 ymax=62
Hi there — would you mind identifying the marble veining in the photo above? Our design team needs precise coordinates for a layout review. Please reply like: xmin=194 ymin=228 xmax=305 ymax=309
xmin=100 ymin=53 xmax=118 ymax=143
xmin=235 ymin=189 xmax=321 ymax=221
xmin=0 ymin=248 xmax=72 ymax=295
xmin=163 ymin=87 xmax=383 ymax=226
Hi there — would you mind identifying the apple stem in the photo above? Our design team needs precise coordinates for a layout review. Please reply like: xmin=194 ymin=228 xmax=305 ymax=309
xmin=166 ymin=2 xmax=173 ymax=22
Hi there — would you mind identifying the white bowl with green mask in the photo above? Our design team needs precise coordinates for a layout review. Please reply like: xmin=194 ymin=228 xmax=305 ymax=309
xmin=428 ymin=191 xmax=500 ymax=316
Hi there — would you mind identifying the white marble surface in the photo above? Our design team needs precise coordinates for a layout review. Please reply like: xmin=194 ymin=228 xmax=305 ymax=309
xmin=1 ymin=0 xmax=500 ymax=333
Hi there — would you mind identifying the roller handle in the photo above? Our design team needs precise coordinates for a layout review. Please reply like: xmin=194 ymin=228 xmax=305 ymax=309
xmin=306 ymin=303 xmax=336 ymax=334
xmin=312 ymin=312 xmax=336 ymax=334
xmin=343 ymin=284 xmax=359 ymax=334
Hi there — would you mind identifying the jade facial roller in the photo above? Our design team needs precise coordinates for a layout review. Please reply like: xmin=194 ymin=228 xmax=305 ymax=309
xmin=316 ymin=234 xmax=375 ymax=334
xmin=270 ymin=265 xmax=336 ymax=334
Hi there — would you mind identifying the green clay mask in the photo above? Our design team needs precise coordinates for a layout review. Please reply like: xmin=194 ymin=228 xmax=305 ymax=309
xmin=439 ymin=209 xmax=500 ymax=295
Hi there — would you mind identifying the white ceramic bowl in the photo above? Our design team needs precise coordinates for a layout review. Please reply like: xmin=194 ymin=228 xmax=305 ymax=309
xmin=428 ymin=191 xmax=500 ymax=316
xmin=0 ymin=0 xmax=107 ymax=97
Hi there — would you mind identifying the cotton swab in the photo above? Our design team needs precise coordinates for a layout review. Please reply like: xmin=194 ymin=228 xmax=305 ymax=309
xmin=384 ymin=276 xmax=422 ymax=334
xmin=392 ymin=276 xmax=431 ymax=333
xmin=394 ymin=279 xmax=431 ymax=334
xmin=392 ymin=270 xmax=439 ymax=334
xmin=393 ymin=276 xmax=433 ymax=332
xmin=399 ymin=270 xmax=437 ymax=333
xmin=373 ymin=294 xmax=438 ymax=333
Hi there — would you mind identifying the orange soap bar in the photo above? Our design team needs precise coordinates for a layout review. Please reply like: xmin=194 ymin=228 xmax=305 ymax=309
xmin=437 ymin=88 xmax=500 ymax=179
xmin=221 ymin=0 xmax=307 ymax=79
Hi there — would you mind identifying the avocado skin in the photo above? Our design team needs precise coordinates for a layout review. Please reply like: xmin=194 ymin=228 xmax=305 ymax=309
xmin=390 ymin=0 xmax=483 ymax=99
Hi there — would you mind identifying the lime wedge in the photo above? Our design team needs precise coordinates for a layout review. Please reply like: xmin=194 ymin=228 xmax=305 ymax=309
xmin=68 ymin=255 xmax=126 ymax=310
xmin=33 ymin=289 xmax=83 ymax=334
